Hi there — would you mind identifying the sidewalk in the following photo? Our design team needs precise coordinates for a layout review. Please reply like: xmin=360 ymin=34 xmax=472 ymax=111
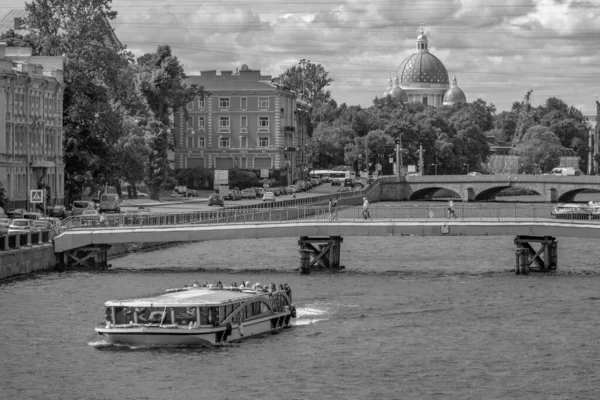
xmin=122 ymin=196 xmax=208 ymax=208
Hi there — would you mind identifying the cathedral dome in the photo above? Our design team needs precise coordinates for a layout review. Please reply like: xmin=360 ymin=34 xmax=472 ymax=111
xmin=443 ymin=76 xmax=467 ymax=106
xmin=395 ymin=28 xmax=449 ymax=86
xmin=388 ymin=76 xmax=407 ymax=102
xmin=396 ymin=52 xmax=449 ymax=86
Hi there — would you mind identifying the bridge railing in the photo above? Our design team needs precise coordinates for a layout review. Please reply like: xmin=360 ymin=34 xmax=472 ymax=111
xmin=55 ymin=203 xmax=600 ymax=231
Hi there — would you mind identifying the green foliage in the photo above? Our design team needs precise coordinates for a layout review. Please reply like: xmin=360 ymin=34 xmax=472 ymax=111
xmin=279 ymin=59 xmax=333 ymax=105
xmin=21 ymin=0 xmax=130 ymax=203
xmin=0 ymin=182 xmax=8 ymax=208
xmin=228 ymin=169 xmax=260 ymax=189
xmin=129 ymin=45 xmax=205 ymax=200
xmin=0 ymin=29 xmax=38 ymax=49
xmin=175 ymin=168 xmax=214 ymax=189
xmin=517 ymin=125 xmax=563 ymax=172
xmin=308 ymin=123 xmax=354 ymax=168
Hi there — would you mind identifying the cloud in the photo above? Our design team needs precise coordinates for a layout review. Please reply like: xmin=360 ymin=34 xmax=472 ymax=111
xmin=104 ymin=0 xmax=599 ymax=112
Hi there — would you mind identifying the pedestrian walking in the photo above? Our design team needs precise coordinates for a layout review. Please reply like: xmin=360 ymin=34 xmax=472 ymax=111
xmin=332 ymin=199 xmax=338 ymax=220
xmin=362 ymin=197 xmax=370 ymax=220
xmin=447 ymin=200 xmax=458 ymax=219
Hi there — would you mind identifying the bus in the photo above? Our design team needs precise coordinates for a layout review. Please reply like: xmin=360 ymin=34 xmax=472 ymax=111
xmin=309 ymin=169 xmax=356 ymax=185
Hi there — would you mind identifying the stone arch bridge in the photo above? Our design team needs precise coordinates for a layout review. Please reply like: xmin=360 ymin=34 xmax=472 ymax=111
xmin=381 ymin=175 xmax=600 ymax=202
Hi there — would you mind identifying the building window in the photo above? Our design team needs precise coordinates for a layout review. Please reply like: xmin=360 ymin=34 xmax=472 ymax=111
xmin=198 ymin=136 xmax=205 ymax=148
xmin=258 ymin=137 xmax=269 ymax=147
xmin=241 ymin=97 xmax=247 ymax=110
xmin=187 ymin=116 xmax=193 ymax=126
xmin=219 ymin=117 xmax=230 ymax=128
xmin=241 ymin=116 xmax=247 ymax=129
xmin=259 ymin=117 xmax=269 ymax=128
xmin=187 ymin=136 xmax=194 ymax=148
xmin=197 ymin=98 xmax=204 ymax=109
xmin=219 ymin=136 xmax=230 ymax=147
xmin=187 ymin=101 xmax=194 ymax=111
xmin=259 ymin=97 xmax=269 ymax=109
xmin=240 ymin=135 xmax=247 ymax=148
xmin=422 ymin=97 xmax=428 ymax=106
xmin=240 ymin=158 xmax=247 ymax=169
xmin=198 ymin=116 xmax=205 ymax=129
xmin=219 ymin=97 xmax=230 ymax=109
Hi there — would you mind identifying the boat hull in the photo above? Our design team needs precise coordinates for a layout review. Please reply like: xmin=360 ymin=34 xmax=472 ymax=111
xmin=96 ymin=313 xmax=293 ymax=347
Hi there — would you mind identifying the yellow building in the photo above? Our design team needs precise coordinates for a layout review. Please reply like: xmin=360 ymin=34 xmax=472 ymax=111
xmin=174 ymin=65 xmax=308 ymax=184
xmin=0 ymin=43 xmax=65 ymax=208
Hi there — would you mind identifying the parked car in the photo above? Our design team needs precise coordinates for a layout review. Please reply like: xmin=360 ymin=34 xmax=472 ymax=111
xmin=225 ymin=189 xmax=241 ymax=201
xmin=240 ymin=189 xmax=256 ymax=199
xmin=81 ymin=209 xmax=101 ymax=226
xmin=7 ymin=208 xmax=26 ymax=219
xmin=208 ymin=194 xmax=224 ymax=207
xmin=23 ymin=212 xmax=43 ymax=221
xmin=99 ymin=193 xmax=121 ymax=213
xmin=263 ymin=191 xmax=276 ymax=202
xmin=8 ymin=218 xmax=36 ymax=233
xmin=72 ymin=201 xmax=96 ymax=216
xmin=0 ymin=218 xmax=10 ymax=235
xmin=50 ymin=205 xmax=69 ymax=219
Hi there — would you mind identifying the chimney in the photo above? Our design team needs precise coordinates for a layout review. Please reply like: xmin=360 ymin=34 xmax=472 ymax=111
xmin=14 ymin=17 xmax=25 ymax=30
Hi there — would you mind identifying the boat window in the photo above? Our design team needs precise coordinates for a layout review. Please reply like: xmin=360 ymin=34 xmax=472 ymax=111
xmin=199 ymin=307 xmax=209 ymax=325
xmin=136 ymin=307 xmax=171 ymax=324
xmin=225 ymin=304 xmax=233 ymax=317
xmin=173 ymin=307 xmax=197 ymax=325
xmin=114 ymin=307 xmax=137 ymax=325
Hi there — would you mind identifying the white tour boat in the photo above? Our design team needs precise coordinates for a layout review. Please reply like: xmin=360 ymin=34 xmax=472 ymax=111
xmin=95 ymin=283 xmax=296 ymax=347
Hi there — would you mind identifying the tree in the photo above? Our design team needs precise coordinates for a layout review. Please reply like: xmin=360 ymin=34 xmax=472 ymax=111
xmin=0 ymin=182 xmax=8 ymax=208
xmin=22 ymin=0 xmax=131 ymax=203
xmin=279 ymin=59 xmax=334 ymax=105
xmin=517 ymin=125 xmax=563 ymax=172
xmin=307 ymin=123 xmax=354 ymax=168
xmin=0 ymin=29 xmax=37 ymax=49
xmin=131 ymin=45 xmax=204 ymax=199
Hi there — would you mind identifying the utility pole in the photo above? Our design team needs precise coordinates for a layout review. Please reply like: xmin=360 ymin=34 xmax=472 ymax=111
xmin=395 ymin=140 xmax=400 ymax=180
xmin=418 ymin=143 xmax=424 ymax=175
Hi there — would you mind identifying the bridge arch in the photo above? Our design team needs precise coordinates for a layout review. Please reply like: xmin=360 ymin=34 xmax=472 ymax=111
xmin=475 ymin=185 xmax=543 ymax=202
xmin=409 ymin=187 xmax=462 ymax=201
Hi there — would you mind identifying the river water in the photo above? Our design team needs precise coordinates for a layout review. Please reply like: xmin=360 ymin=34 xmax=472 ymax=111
xmin=2 ymin=222 xmax=600 ymax=399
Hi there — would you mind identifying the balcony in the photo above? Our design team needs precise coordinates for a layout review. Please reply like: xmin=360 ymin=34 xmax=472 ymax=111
xmin=283 ymin=126 xmax=295 ymax=133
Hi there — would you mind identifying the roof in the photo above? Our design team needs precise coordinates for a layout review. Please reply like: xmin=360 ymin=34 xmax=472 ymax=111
xmin=186 ymin=70 xmax=278 ymax=92
xmin=105 ymin=288 xmax=259 ymax=307
xmin=396 ymin=52 xmax=450 ymax=86
xmin=0 ymin=9 xmax=28 ymax=36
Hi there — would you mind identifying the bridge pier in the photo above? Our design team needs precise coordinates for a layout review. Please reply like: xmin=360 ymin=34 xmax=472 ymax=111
xmin=58 ymin=245 xmax=110 ymax=270
xmin=462 ymin=187 xmax=475 ymax=202
xmin=545 ymin=188 xmax=558 ymax=203
xmin=514 ymin=236 xmax=558 ymax=275
xmin=298 ymin=236 xmax=344 ymax=274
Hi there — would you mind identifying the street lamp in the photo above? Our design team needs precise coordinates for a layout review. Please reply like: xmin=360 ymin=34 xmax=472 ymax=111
xmin=431 ymin=163 xmax=438 ymax=175
xmin=463 ymin=163 xmax=469 ymax=174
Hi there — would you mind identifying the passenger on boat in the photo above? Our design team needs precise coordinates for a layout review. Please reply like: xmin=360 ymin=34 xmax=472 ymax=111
xmin=217 ymin=281 xmax=223 ymax=289
xmin=192 ymin=281 xmax=200 ymax=288
xmin=202 ymin=281 xmax=208 ymax=287
xmin=239 ymin=282 xmax=245 ymax=288
xmin=231 ymin=282 xmax=238 ymax=288
xmin=245 ymin=281 xmax=251 ymax=287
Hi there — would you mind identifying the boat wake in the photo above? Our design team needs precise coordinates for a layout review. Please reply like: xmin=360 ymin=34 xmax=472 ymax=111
xmin=293 ymin=306 xmax=329 ymax=326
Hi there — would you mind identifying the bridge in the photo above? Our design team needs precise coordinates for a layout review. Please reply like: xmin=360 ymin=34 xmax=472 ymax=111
xmin=53 ymin=202 xmax=600 ymax=276
xmin=385 ymin=174 xmax=600 ymax=202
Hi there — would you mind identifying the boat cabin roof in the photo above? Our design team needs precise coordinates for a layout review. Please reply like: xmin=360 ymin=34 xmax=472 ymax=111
xmin=105 ymin=288 xmax=259 ymax=308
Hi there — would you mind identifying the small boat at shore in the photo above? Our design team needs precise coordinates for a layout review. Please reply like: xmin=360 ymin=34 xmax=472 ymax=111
xmin=95 ymin=283 xmax=296 ymax=347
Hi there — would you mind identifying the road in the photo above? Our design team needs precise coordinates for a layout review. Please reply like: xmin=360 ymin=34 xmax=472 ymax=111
xmin=119 ymin=183 xmax=346 ymax=214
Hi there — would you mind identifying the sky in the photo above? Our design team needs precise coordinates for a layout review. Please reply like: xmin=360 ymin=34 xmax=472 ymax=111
xmin=2 ymin=0 xmax=599 ymax=114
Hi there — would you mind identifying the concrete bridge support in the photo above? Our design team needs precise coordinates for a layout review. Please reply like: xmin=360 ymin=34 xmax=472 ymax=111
xmin=545 ymin=188 xmax=558 ymax=203
xmin=462 ymin=187 xmax=475 ymax=202
xmin=58 ymin=245 xmax=110 ymax=270
xmin=514 ymin=236 xmax=558 ymax=275
xmin=298 ymin=236 xmax=344 ymax=274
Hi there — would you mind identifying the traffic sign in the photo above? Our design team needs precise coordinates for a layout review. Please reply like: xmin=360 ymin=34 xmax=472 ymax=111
xmin=30 ymin=189 xmax=44 ymax=204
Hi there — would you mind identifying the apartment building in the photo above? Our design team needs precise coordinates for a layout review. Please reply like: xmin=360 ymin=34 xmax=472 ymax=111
xmin=0 ymin=42 xmax=65 ymax=208
xmin=174 ymin=65 xmax=308 ymax=184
